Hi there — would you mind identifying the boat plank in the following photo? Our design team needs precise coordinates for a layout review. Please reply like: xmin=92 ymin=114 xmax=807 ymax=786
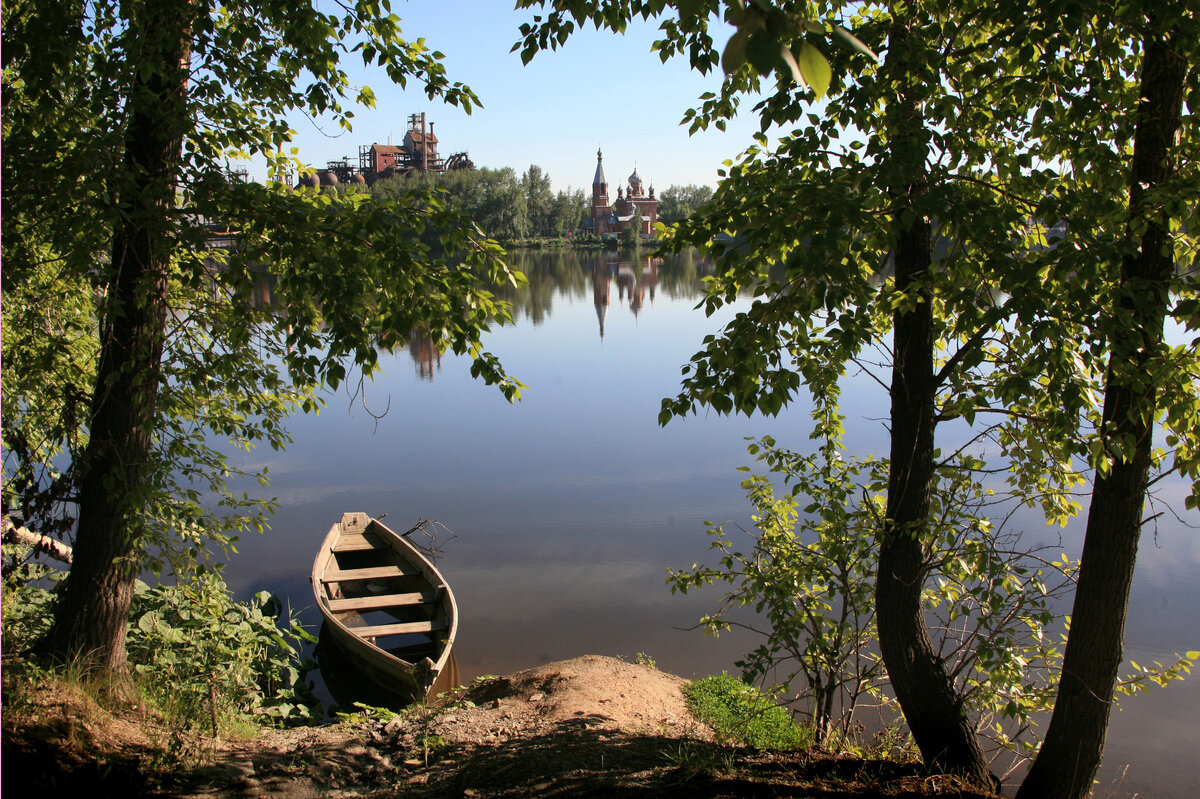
xmin=332 ymin=534 xmax=384 ymax=552
xmin=325 ymin=564 xmax=415 ymax=582
xmin=352 ymin=619 xmax=448 ymax=638
xmin=326 ymin=592 xmax=432 ymax=612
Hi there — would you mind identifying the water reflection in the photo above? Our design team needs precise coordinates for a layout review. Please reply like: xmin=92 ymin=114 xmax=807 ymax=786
xmin=409 ymin=333 xmax=442 ymax=380
xmin=404 ymin=249 xmax=705 ymax=377
xmin=493 ymin=248 xmax=716 ymax=331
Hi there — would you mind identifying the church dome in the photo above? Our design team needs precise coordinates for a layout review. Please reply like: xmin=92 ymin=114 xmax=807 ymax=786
xmin=628 ymin=168 xmax=642 ymax=186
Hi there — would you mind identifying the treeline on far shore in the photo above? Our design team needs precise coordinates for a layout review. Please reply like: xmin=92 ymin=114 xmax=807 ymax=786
xmin=331 ymin=164 xmax=714 ymax=245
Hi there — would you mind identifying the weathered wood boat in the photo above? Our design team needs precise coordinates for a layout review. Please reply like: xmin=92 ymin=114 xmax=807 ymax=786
xmin=312 ymin=512 xmax=459 ymax=702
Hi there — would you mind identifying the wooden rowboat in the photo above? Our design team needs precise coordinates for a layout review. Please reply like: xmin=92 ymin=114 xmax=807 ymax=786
xmin=312 ymin=512 xmax=459 ymax=703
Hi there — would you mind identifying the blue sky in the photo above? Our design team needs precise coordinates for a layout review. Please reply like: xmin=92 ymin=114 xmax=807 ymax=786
xmin=277 ymin=1 xmax=771 ymax=192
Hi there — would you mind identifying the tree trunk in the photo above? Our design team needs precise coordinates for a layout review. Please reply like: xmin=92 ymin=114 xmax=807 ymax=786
xmin=42 ymin=0 xmax=193 ymax=679
xmin=877 ymin=213 xmax=995 ymax=788
xmin=1016 ymin=23 xmax=1186 ymax=799
xmin=873 ymin=18 xmax=995 ymax=789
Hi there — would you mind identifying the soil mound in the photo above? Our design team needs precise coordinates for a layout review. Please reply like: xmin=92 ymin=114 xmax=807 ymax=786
xmin=438 ymin=654 xmax=710 ymax=744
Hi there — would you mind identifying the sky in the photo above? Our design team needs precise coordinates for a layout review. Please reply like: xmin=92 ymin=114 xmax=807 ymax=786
xmin=271 ymin=1 xmax=772 ymax=193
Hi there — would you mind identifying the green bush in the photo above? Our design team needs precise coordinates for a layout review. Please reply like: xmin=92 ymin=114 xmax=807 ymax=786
xmin=2 ymin=541 xmax=61 ymax=652
xmin=684 ymin=673 xmax=812 ymax=751
xmin=2 ymin=548 xmax=317 ymax=731
xmin=669 ymin=433 xmax=885 ymax=740
xmin=125 ymin=571 xmax=318 ymax=728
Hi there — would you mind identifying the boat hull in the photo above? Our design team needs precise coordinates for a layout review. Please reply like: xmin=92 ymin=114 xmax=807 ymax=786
xmin=311 ymin=512 xmax=459 ymax=704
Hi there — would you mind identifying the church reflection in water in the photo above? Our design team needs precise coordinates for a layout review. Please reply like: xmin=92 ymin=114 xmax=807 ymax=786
xmin=592 ymin=252 xmax=660 ymax=340
xmin=408 ymin=333 xmax=442 ymax=380
xmin=407 ymin=250 xmax=666 ymax=379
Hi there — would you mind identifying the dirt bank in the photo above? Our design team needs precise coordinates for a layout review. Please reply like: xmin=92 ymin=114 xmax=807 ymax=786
xmin=2 ymin=654 xmax=998 ymax=798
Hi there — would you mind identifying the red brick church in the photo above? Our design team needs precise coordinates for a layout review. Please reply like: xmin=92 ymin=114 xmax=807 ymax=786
xmin=585 ymin=148 xmax=658 ymax=238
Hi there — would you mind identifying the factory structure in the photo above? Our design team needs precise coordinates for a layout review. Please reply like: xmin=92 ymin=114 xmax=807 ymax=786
xmin=296 ymin=112 xmax=474 ymax=188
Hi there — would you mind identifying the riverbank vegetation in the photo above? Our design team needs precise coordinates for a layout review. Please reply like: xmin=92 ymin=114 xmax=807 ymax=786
xmin=3 ymin=548 xmax=317 ymax=734
xmin=3 ymin=649 xmax=1003 ymax=798
xmin=355 ymin=163 xmax=714 ymax=245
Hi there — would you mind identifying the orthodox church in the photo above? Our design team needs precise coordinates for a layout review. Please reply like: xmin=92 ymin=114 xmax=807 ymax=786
xmin=585 ymin=148 xmax=658 ymax=238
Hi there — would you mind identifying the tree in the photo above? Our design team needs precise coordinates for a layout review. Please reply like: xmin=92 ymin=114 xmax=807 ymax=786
xmin=374 ymin=166 xmax=533 ymax=241
xmin=549 ymin=187 xmax=588 ymax=237
xmin=620 ymin=208 xmax=645 ymax=248
xmin=479 ymin=167 xmax=533 ymax=240
xmin=1016 ymin=8 xmax=1196 ymax=796
xmin=657 ymin=184 xmax=715 ymax=225
xmin=514 ymin=1 xmax=1199 ymax=794
xmin=3 ymin=0 xmax=522 ymax=681
xmin=522 ymin=164 xmax=555 ymax=237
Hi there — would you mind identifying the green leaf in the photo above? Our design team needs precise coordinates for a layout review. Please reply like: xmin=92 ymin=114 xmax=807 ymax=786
xmin=138 ymin=610 xmax=163 ymax=634
xmin=780 ymin=47 xmax=807 ymax=90
xmin=745 ymin=28 xmax=780 ymax=76
xmin=796 ymin=43 xmax=831 ymax=98
xmin=832 ymin=25 xmax=878 ymax=62
xmin=722 ymin=28 xmax=749 ymax=75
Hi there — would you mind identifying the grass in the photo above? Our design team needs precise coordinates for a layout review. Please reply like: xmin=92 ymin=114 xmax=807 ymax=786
xmin=683 ymin=673 xmax=813 ymax=751
xmin=662 ymin=739 xmax=740 ymax=779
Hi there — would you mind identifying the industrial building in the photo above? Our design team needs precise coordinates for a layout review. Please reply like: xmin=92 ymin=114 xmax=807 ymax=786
xmin=298 ymin=112 xmax=474 ymax=188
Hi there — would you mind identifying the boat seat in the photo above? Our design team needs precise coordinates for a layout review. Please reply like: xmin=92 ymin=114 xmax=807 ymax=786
xmin=352 ymin=619 xmax=449 ymax=639
xmin=331 ymin=533 xmax=386 ymax=553
xmin=323 ymin=564 xmax=417 ymax=582
xmin=325 ymin=592 xmax=433 ymax=612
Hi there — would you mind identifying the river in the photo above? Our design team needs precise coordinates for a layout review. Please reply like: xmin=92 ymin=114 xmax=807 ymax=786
xmin=222 ymin=247 xmax=1198 ymax=796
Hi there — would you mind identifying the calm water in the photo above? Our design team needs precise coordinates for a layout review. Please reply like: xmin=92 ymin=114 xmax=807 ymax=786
xmin=222 ymin=248 xmax=1198 ymax=796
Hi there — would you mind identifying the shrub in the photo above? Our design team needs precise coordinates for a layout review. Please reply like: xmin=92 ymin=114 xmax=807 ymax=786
xmin=684 ymin=673 xmax=811 ymax=751
xmin=669 ymin=435 xmax=884 ymax=740
xmin=125 ymin=570 xmax=318 ymax=729
xmin=2 ymin=540 xmax=317 ymax=732
xmin=1 ymin=540 xmax=61 ymax=652
xmin=673 ymin=432 xmax=1091 ymax=766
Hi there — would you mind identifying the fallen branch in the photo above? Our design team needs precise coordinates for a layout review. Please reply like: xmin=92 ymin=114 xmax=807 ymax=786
xmin=2 ymin=517 xmax=73 ymax=564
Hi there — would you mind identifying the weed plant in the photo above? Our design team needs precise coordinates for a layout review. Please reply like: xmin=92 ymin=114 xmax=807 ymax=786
xmin=2 ymin=540 xmax=62 ymax=651
xmin=663 ymin=740 xmax=739 ymax=779
xmin=683 ymin=673 xmax=812 ymax=751
xmin=2 ymin=547 xmax=318 ymax=735
xmin=125 ymin=571 xmax=318 ymax=731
